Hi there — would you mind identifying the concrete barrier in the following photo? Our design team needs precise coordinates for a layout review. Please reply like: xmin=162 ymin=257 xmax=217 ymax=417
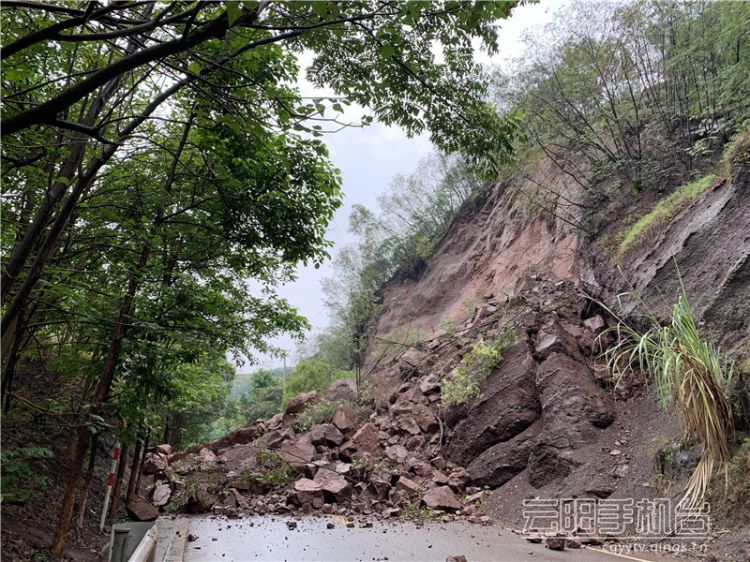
xmin=127 ymin=522 xmax=157 ymax=562
xmin=107 ymin=521 xmax=157 ymax=562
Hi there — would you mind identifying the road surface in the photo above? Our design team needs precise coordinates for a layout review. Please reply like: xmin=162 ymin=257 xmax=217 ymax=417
xmin=152 ymin=515 xmax=663 ymax=562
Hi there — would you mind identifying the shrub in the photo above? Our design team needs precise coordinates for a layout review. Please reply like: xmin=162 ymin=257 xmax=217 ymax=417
xmin=602 ymin=289 xmax=734 ymax=510
xmin=282 ymin=358 xmax=352 ymax=406
xmin=0 ymin=447 xmax=53 ymax=504
xmin=253 ymin=449 xmax=294 ymax=487
xmin=291 ymin=399 xmax=338 ymax=433
xmin=441 ymin=331 xmax=516 ymax=408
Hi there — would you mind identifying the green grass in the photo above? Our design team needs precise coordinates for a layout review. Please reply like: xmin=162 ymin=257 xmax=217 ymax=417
xmin=616 ymin=174 xmax=715 ymax=256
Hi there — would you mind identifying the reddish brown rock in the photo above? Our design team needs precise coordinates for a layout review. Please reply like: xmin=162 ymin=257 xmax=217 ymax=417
xmin=583 ymin=315 xmax=606 ymax=332
xmin=385 ymin=444 xmax=409 ymax=463
xmin=155 ymin=444 xmax=173 ymax=456
xmin=309 ymin=423 xmax=344 ymax=447
xmin=229 ymin=488 xmax=251 ymax=510
xmin=291 ymin=478 xmax=324 ymax=509
xmin=419 ymin=375 xmax=440 ymax=395
xmin=279 ymin=440 xmax=316 ymax=470
xmin=127 ymin=497 xmax=159 ymax=521
xmin=445 ymin=343 xmax=540 ymax=466
xmin=422 ymin=486 xmax=461 ymax=511
xmin=332 ymin=403 xmax=358 ymax=434
xmin=284 ymin=390 xmax=318 ymax=415
xmin=341 ymin=423 xmax=380 ymax=456
xmin=266 ymin=412 xmax=284 ymax=430
xmin=368 ymin=470 xmax=393 ymax=499
xmin=325 ymin=378 xmax=357 ymax=402
xmin=447 ymin=467 xmax=470 ymax=491
xmin=395 ymin=475 xmax=419 ymax=496
xmin=399 ymin=348 xmax=429 ymax=376
xmin=313 ymin=468 xmax=352 ymax=503
xmin=395 ymin=415 xmax=421 ymax=435
xmin=198 ymin=448 xmax=216 ymax=463
xmin=208 ymin=425 xmax=261 ymax=451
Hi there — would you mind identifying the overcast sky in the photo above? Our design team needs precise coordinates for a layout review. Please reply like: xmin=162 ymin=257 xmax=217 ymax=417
xmin=246 ymin=1 xmax=565 ymax=371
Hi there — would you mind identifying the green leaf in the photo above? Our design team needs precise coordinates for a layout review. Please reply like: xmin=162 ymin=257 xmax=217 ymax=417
xmin=226 ymin=1 xmax=243 ymax=25
xmin=380 ymin=44 xmax=395 ymax=59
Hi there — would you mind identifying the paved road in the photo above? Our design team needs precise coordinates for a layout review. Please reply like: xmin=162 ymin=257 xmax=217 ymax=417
xmin=155 ymin=515 xmax=642 ymax=562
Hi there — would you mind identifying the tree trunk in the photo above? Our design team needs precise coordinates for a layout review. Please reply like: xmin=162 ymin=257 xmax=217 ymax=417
xmin=51 ymin=425 xmax=90 ymax=555
xmin=75 ymin=435 xmax=98 ymax=532
xmin=125 ymin=440 xmax=143 ymax=504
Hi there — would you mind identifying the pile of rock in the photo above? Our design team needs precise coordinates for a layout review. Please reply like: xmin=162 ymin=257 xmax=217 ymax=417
xmin=129 ymin=378 xmax=488 ymax=524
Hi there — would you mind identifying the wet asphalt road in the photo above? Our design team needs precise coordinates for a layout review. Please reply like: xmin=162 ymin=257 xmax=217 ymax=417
xmin=171 ymin=515 xmax=624 ymax=562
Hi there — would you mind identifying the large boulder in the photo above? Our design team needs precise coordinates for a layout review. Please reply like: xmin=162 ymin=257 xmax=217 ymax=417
xmin=290 ymin=478 xmax=324 ymax=509
xmin=187 ymin=483 xmax=220 ymax=513
xmin=279 ymin=439 xmax=316 ymax=471
xmin=325 ymin=378 xmax=357 ymax=402
xmin=332 ymin=403 xmax=358 ymax=434
xmin=466 ymin=422 xmax=541 ymax=488
xmin=313 ymin=468 xmax=352 ymax=503
xmin=208 ymin=424 xmax=261 ymax=451
xmin=446 ymin=342 xmax=540 ymax=465
xmin=422 ymin=486 xmax=461 ymax=511
xmin=151 ymin=483 xmax=172 ymax=507
xmin=309 ymin=423 xmax=344 ymax=447
xmin=340 ymin=423 xmax=380 ymax=457
xmin=142 ymin=452 xmax=168 ymax=475
xmin=534 ymin=352 xmax=615 ymax=449
xmin=127 ymin=497 xmax=159 ymax=521
xmin=284 ymin=390 xmax=318 ymax=416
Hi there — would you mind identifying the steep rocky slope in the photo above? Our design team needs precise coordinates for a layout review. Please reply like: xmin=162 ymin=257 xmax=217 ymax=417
xmin=138 ymin=147 xmax=749 ymax=559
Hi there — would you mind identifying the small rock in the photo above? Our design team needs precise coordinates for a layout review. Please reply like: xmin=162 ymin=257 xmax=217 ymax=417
xmin=327 ymin=522 xmax=335 ymax=529
xmin=286 ymin=521 xmax=297 ymax=530
xmin=525 ymin=536 xmax=542 ymax=544
xmin=545 ymin=537 xmax=566 ymax=551
xmin=609 ymin=449 xmax=621 ymax=456
xmin=583 ymin=315 xmax=606 ymax=332
xmin=446 ymin=556 xmax=468 ymax=562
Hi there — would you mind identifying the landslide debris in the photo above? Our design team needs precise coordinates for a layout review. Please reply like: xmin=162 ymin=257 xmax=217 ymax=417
xmin=132 ymin=275 xmax=628 ymax=527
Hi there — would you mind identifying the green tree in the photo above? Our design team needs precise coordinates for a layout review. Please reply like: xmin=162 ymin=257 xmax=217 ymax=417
xmin=0 ymin=2 xmax=522 ymax=554
xmin=282 ymin=358 xmax=351 ymax=404
xmin=241 ymin=369 xmax=284 ymax=421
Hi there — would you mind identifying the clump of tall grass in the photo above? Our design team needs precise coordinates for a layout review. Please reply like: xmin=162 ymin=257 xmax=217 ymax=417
xmin=600 ymin=290 xmax=734 ymax=511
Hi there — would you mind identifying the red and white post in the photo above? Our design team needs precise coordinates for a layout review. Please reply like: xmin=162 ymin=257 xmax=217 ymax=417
xmin=100 ymin=442 xmax=121 ymax=531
